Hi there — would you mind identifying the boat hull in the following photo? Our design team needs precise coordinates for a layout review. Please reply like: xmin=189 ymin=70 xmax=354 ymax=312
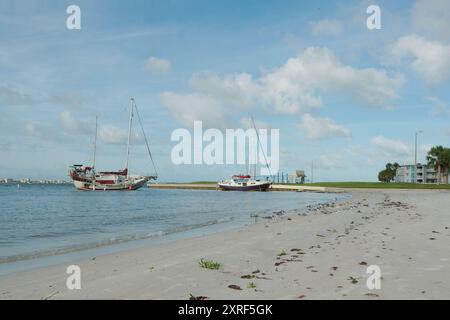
xmin=73 ymin=177 xmax=149 ymax=191
xmin=218 ymin=182 xmax=271 ymax=192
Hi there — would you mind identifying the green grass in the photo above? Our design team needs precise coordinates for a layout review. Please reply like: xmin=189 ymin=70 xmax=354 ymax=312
xmin=247 ymin=282 xmax=257 ymax=289
xmin=198 ymin=258 xmax=221 ymax=270
xmin=299 ymin=182 xmax=450 ymax=189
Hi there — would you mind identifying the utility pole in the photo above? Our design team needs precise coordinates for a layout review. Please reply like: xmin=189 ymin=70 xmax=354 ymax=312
xmin=311 ymin=161 xmax=314 ymax=183
xmin=414 ymin=130 xmax=422 ymax=183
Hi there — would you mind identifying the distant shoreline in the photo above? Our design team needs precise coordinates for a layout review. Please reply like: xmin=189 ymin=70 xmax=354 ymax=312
xmin=0 ymin=182 xmax=71 ymax=186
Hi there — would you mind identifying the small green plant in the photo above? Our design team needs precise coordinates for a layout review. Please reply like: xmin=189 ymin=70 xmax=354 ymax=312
xmin=247 ymin=282 xmax=257 ymax=289
xmin=199 ymin=258 xmax=221 ymax=270
xmin=277 ymin=250 xmax=287 ymax=257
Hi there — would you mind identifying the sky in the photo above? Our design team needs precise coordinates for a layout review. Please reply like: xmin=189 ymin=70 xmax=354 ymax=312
xmin=0 ymin=0 xmax=449 ymax=182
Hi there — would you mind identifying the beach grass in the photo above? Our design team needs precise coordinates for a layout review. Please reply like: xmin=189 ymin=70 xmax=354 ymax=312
xmin=198 ymin=258 xmax=221 ymax=270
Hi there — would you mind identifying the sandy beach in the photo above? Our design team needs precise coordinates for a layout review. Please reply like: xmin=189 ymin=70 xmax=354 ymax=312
xmin=1 ymin=189 xmax=449 ymax=300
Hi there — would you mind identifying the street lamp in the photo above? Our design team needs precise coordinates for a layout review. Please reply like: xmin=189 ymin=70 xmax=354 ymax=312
xmin=414 ymin=130 xmax=423 ymax=183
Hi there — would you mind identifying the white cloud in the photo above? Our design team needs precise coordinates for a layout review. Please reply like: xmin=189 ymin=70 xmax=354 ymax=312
xmin=161 ymin=73 xmax=260 ymax=128
xmin=144 ymin=56 xmax=171 ymax=75
xmin=311 ymin=19 xmax=343 ymax=37
xmin=161 ymin=47 xmax=404 ymax=127
xmin=189 ymin=72 xmax=259 ymax=109
xmin=298 ymin=114 xmax=351 ymax=140
xmin=371 ymin=135 xmax=410 ymax=157
xmin=412 ymin=0 xmax=450 ymax=42
xmin=261 ymin=47 xmax=404 ymax=113
xmin=160 ymin=92 xmax=229 ymax=128
xmin=389 ymin=35 xmax=450 ymax=85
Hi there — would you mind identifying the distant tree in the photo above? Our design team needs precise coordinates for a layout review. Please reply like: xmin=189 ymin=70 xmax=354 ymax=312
xmin=378 ymin=169 xmax=392 ymax=182
xmin=377 ymin=162 xmax=400 ymax=182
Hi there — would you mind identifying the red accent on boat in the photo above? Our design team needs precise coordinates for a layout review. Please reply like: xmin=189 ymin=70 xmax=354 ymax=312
xmin=232 ymin=175 xmax=251 ymax=179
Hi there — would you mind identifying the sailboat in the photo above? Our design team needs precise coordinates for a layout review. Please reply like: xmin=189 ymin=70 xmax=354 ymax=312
xmin=218 ymin=174 xmax=272 ymax=191
xmin=68 ymin=98 xmax=157 ymax=191
xmin=218 ymin=117 xmax=272 ymax=191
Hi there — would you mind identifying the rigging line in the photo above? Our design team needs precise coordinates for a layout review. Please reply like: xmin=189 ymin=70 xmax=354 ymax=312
xmin=251 ymin=116 xmax=272 ymax=177
xmin=133 ymin=100 xmax=158 ymax=177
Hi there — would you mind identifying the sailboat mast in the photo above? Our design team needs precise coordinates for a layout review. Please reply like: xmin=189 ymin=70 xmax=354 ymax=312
xmin=254 ymin=139 xmax=257 ymax=179
xmin=92 ymin=116 xmax=98 ymax=169
xmin=125 ymin=98 xmax=134 ymax=177
xmin=251 ymin=116 xmax=272 ymax=177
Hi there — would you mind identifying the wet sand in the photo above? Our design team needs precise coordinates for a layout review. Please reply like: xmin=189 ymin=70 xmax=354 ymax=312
xmin=1 ymin=189 xmax=449 ymax=299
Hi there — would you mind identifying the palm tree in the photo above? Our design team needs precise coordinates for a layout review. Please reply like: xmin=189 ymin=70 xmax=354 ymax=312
xmin=442 ymin=148 xmax=450 ymax=184
xmin=427 ymin=146 xmax=450 ymax=184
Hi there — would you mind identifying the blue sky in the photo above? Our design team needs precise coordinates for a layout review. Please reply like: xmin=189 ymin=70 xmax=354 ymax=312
xmin=1 ymin=0 xmax=449 ymax=182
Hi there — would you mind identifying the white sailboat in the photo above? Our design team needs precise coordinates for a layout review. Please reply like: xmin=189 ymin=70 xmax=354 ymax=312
xmin=218 ymin=117 xmax=272 ymax=191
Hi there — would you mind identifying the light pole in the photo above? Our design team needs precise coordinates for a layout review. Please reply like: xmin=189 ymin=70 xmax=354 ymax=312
xmin=414 ymin=130 xmax=422 ymax=183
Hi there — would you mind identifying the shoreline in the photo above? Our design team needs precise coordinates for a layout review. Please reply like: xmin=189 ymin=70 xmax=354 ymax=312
xmin=1 ymin=189 xmax=449 ymax=299
xmin=0 ymin=190 xmax=344 ymax=276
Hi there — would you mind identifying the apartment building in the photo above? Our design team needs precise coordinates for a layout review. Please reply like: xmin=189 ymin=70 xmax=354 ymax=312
xmin=394 ymin=164 xmax=445 ymax=184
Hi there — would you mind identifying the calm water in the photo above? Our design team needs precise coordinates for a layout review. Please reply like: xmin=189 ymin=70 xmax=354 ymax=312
xmin=0 ymin=184 xmax=347 ymax=273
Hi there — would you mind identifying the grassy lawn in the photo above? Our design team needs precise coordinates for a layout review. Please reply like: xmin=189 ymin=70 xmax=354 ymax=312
xmin=301 ymin=182 xmax=450 ymax=189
